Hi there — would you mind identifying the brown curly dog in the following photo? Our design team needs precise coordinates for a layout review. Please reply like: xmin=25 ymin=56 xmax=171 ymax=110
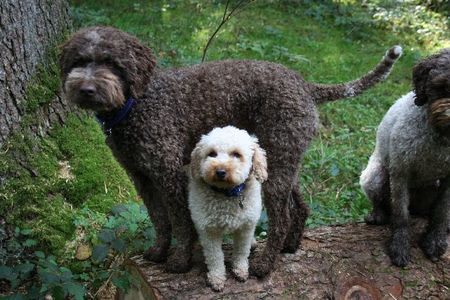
xmin=60 ymin=26 xmax=402 ymax=277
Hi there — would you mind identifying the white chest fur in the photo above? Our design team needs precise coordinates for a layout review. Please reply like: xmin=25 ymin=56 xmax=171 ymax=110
xmin=188 ymin=178 xmax=262 ymax=233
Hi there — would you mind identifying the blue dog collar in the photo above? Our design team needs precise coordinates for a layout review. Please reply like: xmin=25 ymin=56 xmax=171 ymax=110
xmin=96 ymin=97 xmax=135 ymax=135
xmin=211 ymin=183 xmax=246 ymax=198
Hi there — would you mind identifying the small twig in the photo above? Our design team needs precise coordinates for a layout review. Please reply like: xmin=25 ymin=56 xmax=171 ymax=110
xmin=93 ymin=254 xmax=125 ymax=298
xmin=388 ymin=293 xmax=398 ymax=300
xmin=201 ymin=0 xmax=254 ymax=62
xmin=1 ymin=145 xmax=10 ymax=154
xmin=222 ymin=0 xmax=230 ymax=22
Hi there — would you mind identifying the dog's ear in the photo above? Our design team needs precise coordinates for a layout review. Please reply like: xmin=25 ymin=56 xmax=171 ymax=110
xmin=412 ymin=49 xmax=450 ymax=106
xmin=110 ymin=31 xmax=156 ymax=99
xmin=413 ymin=58 xmax=432 ymax=106
xmin=189 ymin=146 xmax=203 ymax=179
xmin=251 ymin=140 xmax=268 ymax=183
xmin=59 ymin=30 xmax=86 ymax=89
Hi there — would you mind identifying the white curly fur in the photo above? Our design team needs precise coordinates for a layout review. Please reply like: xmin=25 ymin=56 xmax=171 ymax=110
xmin=188 ymin=126 xmax=267 ymax=291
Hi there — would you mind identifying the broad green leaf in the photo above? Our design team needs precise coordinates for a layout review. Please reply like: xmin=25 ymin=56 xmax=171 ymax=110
xmin=65 ymin=282 xmax=86 ymax=300
xmin=15 ymin=263 xmax=35 ymax=275
xmin=111 ymin=239 xmax=126 ymax=253
xmin=39 ymin=271 xmax=60 ymax=284
xmin=112 ymin=274 xmax=131 ymax=291
xmin=34 ymin=251 xmax=45 ymax=259
xmin=98 ymin=229 xmax=115 ymax=243
xmin=0 ymin=266 xmax=17 ymax=281
xmin=111 ymin=204 xmax=128 ymax=215
xmin=20 ymin=229 xmax=32 ymax=235
xmin=23 ymin=239 xmax=37 ymax=247
xmin=92 ymin=244 xmax=109 ymax=262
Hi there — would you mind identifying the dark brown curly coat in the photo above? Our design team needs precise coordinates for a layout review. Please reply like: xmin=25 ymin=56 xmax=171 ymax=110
xmin=60 ymin=26 xmax=402 ymax=276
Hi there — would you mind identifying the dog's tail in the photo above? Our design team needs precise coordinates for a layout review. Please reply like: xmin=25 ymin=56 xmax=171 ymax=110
xmin=310 ymin=46 xmax=402 ymax=104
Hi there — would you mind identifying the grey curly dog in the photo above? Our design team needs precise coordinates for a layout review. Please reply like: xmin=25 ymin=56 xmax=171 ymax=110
xmin=360 ymin=48 xmax=450 ymax=267
xmin=60 ymin=26 xmax=402 ymax=277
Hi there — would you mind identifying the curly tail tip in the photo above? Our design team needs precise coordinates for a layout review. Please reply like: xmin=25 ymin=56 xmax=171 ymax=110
xmin=312 ymin=45 xmax=404 ymax=103
xmin=385 ymin=45 xmax=403 ymax=62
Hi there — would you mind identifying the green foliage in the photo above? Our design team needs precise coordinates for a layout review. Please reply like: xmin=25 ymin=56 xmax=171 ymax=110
xmin=1 ymin=202 xmax=151 ymax=298
xmin=59 ymin=203 xmax=153 ymax=294
xmin=299 ymin=0 xmax=448 ymax=48
xmin=368 ymin=0 xmax=449 ymax=47
xmin=77 ymin=203 xmax=154 ymax=263
xmin=0 ymin=115 xmax=136 ymax=254
xmin=0 ymin=226 xmax=85 ymax=300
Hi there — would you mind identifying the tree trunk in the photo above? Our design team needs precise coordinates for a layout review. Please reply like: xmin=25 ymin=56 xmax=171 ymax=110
xmin=0 ymin=0 xmax=73 ymax=149
xmin=118 ymin=219 xmax=450 ymax=299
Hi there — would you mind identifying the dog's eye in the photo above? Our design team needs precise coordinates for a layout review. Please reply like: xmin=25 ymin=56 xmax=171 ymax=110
xmin=231 ymin=151 xmax=242 ymax=158
xmin=208 ymin=151 xmax=217 ymax=158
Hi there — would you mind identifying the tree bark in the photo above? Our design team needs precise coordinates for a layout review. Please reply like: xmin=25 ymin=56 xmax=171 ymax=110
xmin=0 ymin=0 xmax=73 ymax=148
xmin=119 ymin=219 xmax=450 ymax=299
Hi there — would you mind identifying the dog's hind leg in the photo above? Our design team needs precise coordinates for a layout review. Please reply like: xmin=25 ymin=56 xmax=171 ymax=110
xmin=150 ymin=153 xmax=196 ymax=273
xmin=132 ymin=173 xmax=172 ymax=263
xmin=360 ymin=155 xmax=391 ymax=225
xmin=248 ymin=96 xmax=315 ymax=278
xmin=282 ymin=182 xmax=309 ymax=253
xmin=248 ymin=127 xmax=311 ymax=276
xmin=165 ymin=174 xmax=196 ymax=273
xmin=420 ymin=177 xmax=450 ymax=261
xmin=249 ymin=174 xmax=291 ymax=278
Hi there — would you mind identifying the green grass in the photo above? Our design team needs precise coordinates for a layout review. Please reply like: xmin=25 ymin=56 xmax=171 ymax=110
xmin=69 ymin=0 xmax=448 ymax=226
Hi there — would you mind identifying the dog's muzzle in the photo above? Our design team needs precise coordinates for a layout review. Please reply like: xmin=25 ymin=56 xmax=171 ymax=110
xmin=429 ymin=98 xmax=450 ymax=129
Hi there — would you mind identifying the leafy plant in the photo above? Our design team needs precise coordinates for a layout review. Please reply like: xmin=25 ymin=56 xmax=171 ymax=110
xmin=0 ymin=226 xmax=85 ymax=300
xmin=68 ymin=203 xmax=154 ymax=295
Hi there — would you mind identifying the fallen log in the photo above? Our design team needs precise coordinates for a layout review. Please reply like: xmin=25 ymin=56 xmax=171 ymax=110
xmin=118 ymin=219 xmax=449 ymax=299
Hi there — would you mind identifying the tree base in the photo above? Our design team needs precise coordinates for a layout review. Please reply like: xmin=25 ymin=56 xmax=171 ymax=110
xmin=118 ymin=219 xmax=449 ymax=299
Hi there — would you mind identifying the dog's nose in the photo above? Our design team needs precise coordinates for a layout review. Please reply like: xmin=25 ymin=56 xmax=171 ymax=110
xmin=216 ymin=170 xmax=226 ymax=179
xmin=80 ymin=83 xmax=96 ymax=96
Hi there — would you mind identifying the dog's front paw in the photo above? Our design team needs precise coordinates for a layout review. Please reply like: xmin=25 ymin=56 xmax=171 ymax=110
xmin=365 ymin=210 xmax=389 ymax=225
xmin=282 ymin=234 xmax=301 ymax=254
xmin=165 ymin=247 xmax=192 ymax=273
xmin=231 ymin=266 xmax=249 ymax=282
xmin=143 ymin=245 xmax=169 ymax=263
xmin=389 ymin=231 xmax=410 ymax=267
xmin=207 ymin=273 xmax=226 ymax=292
xmin=249 ymin=254 xmax=275 ymax=278
xmin=420 ymin=230 xmax=448 ymax=262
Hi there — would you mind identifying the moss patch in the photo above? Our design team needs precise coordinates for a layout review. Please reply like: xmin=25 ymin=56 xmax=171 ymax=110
xmin=0 ymin=115 xmax=136 ymax=255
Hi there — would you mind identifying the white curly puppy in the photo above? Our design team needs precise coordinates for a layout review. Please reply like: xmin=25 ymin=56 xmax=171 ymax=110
xmin=188 ymin=126 xmax=267 ymax=292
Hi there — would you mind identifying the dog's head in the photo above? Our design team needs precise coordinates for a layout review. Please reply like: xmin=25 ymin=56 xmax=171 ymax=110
xmin=190 ymin=126 xmax=268 ymax=189
xmin=60 ymin=26 xmax=156 ymax=112
xmin=413 ymin=48 xmax=450 ymax=132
